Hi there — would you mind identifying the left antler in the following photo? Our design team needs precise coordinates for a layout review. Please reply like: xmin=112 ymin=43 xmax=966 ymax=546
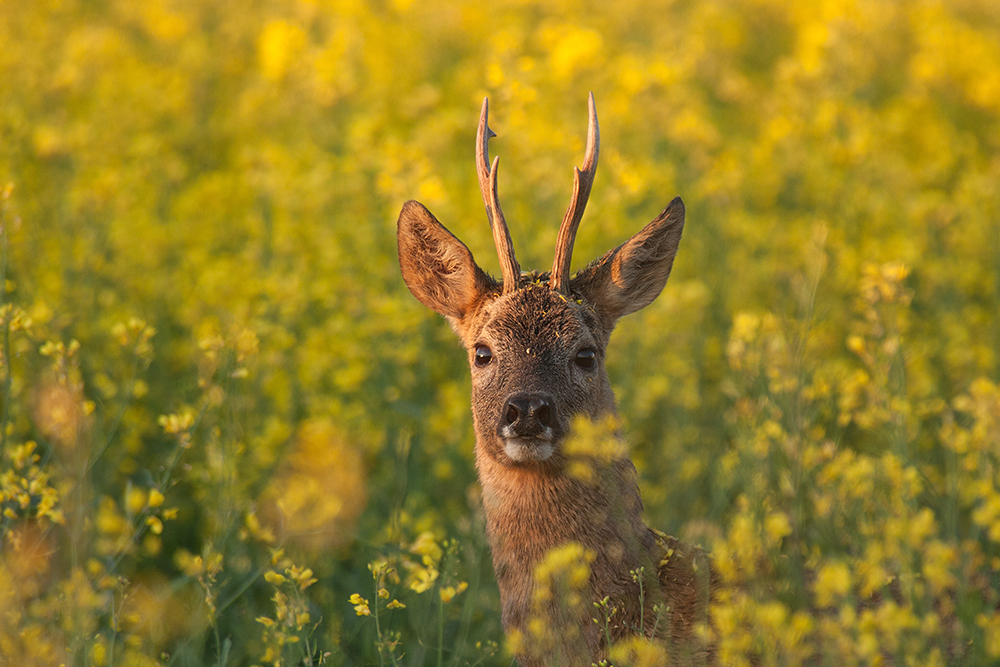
xmin=476 ymin=98 xmax=521 ymax=295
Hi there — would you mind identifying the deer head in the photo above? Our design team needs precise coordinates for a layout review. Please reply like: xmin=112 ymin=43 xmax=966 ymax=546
xmin=397 ymin=95 xmax=691 ymax=663
xmin=399 ymin=94 xmax=684 ymax=471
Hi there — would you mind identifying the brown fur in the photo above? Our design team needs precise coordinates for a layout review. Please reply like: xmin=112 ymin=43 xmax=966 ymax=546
xmin=399 ymin=175 xmax=710 ymax=664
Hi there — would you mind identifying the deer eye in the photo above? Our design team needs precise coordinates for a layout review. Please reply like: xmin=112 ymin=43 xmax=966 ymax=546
xmin=474 ymin=345 xmax=493 ymax=367
xmin=575 ymin=348 xmax=597 ymax=369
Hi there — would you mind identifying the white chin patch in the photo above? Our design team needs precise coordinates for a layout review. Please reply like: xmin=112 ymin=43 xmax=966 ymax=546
xmin=503 ymin=438 xmax=555 ymax=463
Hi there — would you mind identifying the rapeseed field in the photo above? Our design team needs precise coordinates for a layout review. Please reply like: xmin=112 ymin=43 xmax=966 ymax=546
xmin=1 ymin=0 xmax=999 ymax=664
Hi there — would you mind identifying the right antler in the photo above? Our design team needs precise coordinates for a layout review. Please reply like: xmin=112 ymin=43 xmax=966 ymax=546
xmin=477 ymin=98 xmax=521 ymax=295
xmin=550 ymin=93 xmax=600 ymax=294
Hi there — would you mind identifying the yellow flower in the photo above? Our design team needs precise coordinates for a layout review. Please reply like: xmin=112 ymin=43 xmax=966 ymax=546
xmin=349 ymin=593 xmax=371 ymax=616
xmin=258 ymin=20 xmax=305 ymax=82
xmin=978 ymin=612 xmax=1000 ymax=658
xmin=814 ymin=561 xmax=851 ymax=607
xmin=145 ymin=515 xmax=163 ymax=535
xmin=125 ymin=486 xmax=147 ymax=514
xmin=264 ymin=571 xmax=286 ymax=585
xmin=764 ymin=512 xmax=792 ymax=545
xmin=540 ymin=24 xmax=603 ymax=79
xmin=409 ymin=531 xmax=443 ymax=562
xmin=289 ymin=565 xmax=317 ymax=590
xmin=10 ymin=441 xmax=38 ymax=469
xmin=148 ymin=489 xmax=165 ymax=508
xmin=91 ymin=640 xmax=107 ymax=666
xmin=409 ymin=566 xmax=439 ymax=593
xmin=158 ymin=411 xmax=194 ymax=435
xmin=439 ymin=582 xmax=468 ymax=603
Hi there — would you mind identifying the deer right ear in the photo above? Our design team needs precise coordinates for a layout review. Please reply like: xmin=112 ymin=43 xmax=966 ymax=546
xmin=397 ymin=200 xmax=494 ymax=320
xmin=573 ymin=197 xmax=685 ymax=323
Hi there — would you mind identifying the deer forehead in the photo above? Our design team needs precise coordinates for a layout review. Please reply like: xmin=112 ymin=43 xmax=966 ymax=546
xmin=468 ymin=285 xmax=605 ymax=353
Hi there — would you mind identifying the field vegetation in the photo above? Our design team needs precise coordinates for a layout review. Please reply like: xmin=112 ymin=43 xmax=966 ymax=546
xmin=1 ymin=0 xmax=999 ymax=665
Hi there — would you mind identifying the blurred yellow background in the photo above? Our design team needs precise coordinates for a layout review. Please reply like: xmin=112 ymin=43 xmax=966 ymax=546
xmin=1 ymin=0 xmax=999 ymax=664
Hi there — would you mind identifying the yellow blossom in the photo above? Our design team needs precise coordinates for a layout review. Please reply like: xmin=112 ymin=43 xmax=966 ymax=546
xmin=814 ymin=561 xmax=851 ymax=607
xmin=264 ymin=571 xmax=286 ymax=585
xmin=148 ymin=489 xmax=164 ymax=508
xmin=349 ymin=593 xmax=370 ymax=616
xmin=145 ymin=516 xmax=163 ymax=535
xmin=439 ymin=581 xmax=468 ymax=603
xmin=408 ymin=566 xmax=438 ymax=594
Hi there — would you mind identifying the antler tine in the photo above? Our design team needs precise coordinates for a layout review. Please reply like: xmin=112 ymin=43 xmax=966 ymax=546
xmin=477 ymin=98 xmax=521 ymax=295
xmin=550 ymin=92 xmax=600 ymax=294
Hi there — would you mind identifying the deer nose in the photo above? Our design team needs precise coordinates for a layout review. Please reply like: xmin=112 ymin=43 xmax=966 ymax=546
xmin=501 ymin=394 xmax=556 ymax=435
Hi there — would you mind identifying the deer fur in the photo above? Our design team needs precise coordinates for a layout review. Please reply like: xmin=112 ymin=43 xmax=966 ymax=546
xmin=397 ymin=98 xmax=712 ymax=666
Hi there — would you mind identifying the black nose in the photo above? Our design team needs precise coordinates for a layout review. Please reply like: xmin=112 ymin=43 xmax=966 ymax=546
xmin=501 ymin=393 xmax=556 ymax=435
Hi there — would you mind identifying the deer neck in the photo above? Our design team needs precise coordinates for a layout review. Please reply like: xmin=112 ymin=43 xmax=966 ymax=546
xmin=474 ymin=446 xmax=657 ymax=631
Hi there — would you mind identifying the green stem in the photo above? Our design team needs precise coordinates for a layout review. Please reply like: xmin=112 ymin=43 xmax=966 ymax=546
xmin=638 ymin=569 xmax=645 ymax=635
xmin=602 ymin=600 xmax=612 ymax=653
xmin=437 ymin=589 xmax=445 ymax=667
xmin=373 ymin=574 xmax=387 ymax=667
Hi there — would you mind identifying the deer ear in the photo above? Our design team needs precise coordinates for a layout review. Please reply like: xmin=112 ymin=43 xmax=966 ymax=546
xmin=398 ymin=200 xmax=494 ymax=320
xmin=573 ymin=197 xmax=685 ymax=322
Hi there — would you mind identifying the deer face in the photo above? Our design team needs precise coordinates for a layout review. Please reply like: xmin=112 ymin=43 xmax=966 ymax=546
xmin=460 ymin=284 xmax=614 ymax=467
xmin=397 ymin=95 xmax=684 ymax=472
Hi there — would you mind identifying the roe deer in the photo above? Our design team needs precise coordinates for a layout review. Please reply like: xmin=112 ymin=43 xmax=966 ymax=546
xmin=397 ymin=95 xmax=712 ymax=666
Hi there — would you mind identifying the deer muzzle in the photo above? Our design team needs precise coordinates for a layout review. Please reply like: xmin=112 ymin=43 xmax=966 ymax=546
xmin=497 ymin=393 xmax=557 ymax=462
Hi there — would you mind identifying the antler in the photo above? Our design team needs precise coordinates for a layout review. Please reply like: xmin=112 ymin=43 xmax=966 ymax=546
xmin=477 ymin=98 xmax=520 ymax=295
xmin=550 ymin=93 xmax=600 ymax=294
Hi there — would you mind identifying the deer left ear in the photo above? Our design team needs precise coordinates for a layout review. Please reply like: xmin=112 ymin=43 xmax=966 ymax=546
xmin=573 ymin=197 xmax=685 ymax=322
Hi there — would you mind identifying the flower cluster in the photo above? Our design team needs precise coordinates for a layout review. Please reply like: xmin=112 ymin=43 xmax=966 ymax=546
xmin=707 ymin=262 xmax=1000 ymax=665
xmin=255 ymin=549 xmax=323 ymax=667
xmin=507 ymin=542 xmax=595 ymax=665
